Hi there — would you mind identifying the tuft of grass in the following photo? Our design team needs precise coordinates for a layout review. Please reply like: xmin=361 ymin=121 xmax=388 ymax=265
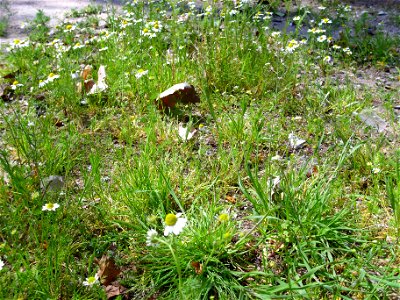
xmin=0 ymin=0 xmax=399 ymax=298
xmin=0 ymin=0 xmax=11 ymax=37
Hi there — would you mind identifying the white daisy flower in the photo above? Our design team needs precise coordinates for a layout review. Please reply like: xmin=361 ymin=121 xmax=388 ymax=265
xmin=73 ymin=42 xmax=84 ymax=50
xmin=11 ymin=81 xmax=23 ymax=90
xmin=319 ymin=18 xmax=332 ymax=26
xmin=135 ymin=69 xmax=148 ymax=79
xmin=164 ymin=213 xmax=187 ymax=236
xmin=372 ymin=167 xmax=381 ymax=174
xmin=146 ymin=229 xmax=159 ymax=246
xmin=323 ymin=55 xmax=332 ymax=63
xmin=64 ymin=24 xmax=76 ymax=32
xmin=317 ymin=35 xmax=327 ymax=42
xmin=0 ymin=259 xmax=4 ymax=270
xmin=47 ymin=73 xmax=60 ymax=83
xmin=42 ymin=203 xmax=60 ymax=211
xmin=285 ymin=39 xmax=300 ymax=53
xmin=83 ymin=274 xmax=99 ymax=286
xmin=271 ymin=31 xmax=281 ymax=38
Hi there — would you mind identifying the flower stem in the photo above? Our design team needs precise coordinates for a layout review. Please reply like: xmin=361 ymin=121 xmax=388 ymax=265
xmin=158 ymin=238 xmax=183 ymax=297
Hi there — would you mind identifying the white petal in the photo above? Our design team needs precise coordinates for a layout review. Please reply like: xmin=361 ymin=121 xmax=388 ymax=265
xmin=178 ymin=125 xmax=196 ymax=141
xmin=164 ymin=226 xmax=173 ymax=236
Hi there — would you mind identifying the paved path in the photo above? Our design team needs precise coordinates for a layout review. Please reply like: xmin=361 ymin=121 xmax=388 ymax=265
xmin=0 ymin=0 xmax=121 ymax=46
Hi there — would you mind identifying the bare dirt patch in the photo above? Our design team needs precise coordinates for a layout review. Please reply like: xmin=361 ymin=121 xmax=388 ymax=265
xmin=0 ymin=0 xmax=121 ymax=45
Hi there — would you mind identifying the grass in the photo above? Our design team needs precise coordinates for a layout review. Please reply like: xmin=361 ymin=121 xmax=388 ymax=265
xmin=0 ymin=0 xmax=11 ymax=37
xmin=0 ymin=0 xmax=399 ymax=299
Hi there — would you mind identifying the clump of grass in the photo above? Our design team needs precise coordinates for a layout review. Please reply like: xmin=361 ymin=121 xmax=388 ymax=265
xmin=0 ymin=0 xmax=11 ymax=37
xmin=0 ymin=0 xmax=399 ymax=298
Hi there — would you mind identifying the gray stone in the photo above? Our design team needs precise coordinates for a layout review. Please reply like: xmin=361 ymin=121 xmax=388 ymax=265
xmin=40 ymin=175 xmax=65 ymax=192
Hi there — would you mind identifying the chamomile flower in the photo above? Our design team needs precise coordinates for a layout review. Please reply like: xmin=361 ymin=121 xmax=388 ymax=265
xmin=64 ymin=24 xmax=76 ymax=32
xmin=372 ymin=167 xmax=381 ymax=174
xmin=42 ymin=203 xmax=60 ymax=211
xmin=146 ymin=229 xmax=159 ymax=246
xmin=319 ymin=18 xmax=332 ymax=26
xmin=11 ymin=81 xmax=23 ymax=90
xmin=135 ymin=69 xmax=148 ymax=79
xmin=73 ymin=42 xmax=84 ymax=50
xmin=344 ymin=5 xmax=352 ymax=12
xmin=229 ymin=9 xmax=239 ymax=16
xmin=293 ymin=16 xmax=301 ymax=22
xmin=140 ymin=27 xmax=156 ymax=38
xmin=7 ymin=38 xmax=29 ymax=51
xmin=317 ymin=35 xmax=327 ymax=42
xmin=285 ymin=39 xmax=300 ymax=53
xmin=265 ymin=12 xmax=273 ymax=19
xmin=164 ymin=213 xmax=187 ymax=236
xmin=323 ymin=55 xmax=332 ymax=63
xmin=120 ymin=19 xmax=132 ymax=29
xmin=343 ymin=47 xmax=352 ymax=55
xmin=47 ymin=73 xmax=60 ymax=82
xmin=83 ymin=274 xmax=99 ymax=286
xmin=0 ymin=259 xmax=4 ymax=270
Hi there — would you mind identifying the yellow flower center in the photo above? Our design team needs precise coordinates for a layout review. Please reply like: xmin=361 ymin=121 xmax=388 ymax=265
xmin=143 ymin=28 xmax=148 ymax=33
xmin=87 ymin=276 xmax=96 ymax=284
xmin=218 ymin=213 xmax=229 ymax=222
xmin=165 ymin=213 xmax=178 ymax=226
xmin=47 ymin=203 xmax=54 ymax=209
xmin=48 ymin=73 xmax=55 ymax=78
xmin=66 ymin=24 xmax=73 ymax=30
xmin=12 ymin=80 xmax=19 ymax=85
xmin=14 ymin=39 xmax=21 ymax=44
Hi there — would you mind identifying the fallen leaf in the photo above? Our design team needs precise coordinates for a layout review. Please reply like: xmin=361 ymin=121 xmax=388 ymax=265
xmin=157 ymin=82 xmax=200 ymax=109
xmin=191 ymin=261 xmax=203 ymax=275
xmin=80 ymin=65 xmax=92 ymax=81
xmin=96 ymin=255 xmax=121 ymax=286
xmin=0 ymin=84 xmax=14 ymax=102
xmin=105 ymin=282 xmax=127 ymax=299
xmin=2 ymin=72 xmax=16 ymax=81
xmin=225 ymin=195 xmax=236 ymax=204
xmin=84 ymin=79 xmax=96 ymax=93
xmin=88 ymin=65 xmax=108 ymax=94
xmin=178 ymin=124 xmax=197 ymax=141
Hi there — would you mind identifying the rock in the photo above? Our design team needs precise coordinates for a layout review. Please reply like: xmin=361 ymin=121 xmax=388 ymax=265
xmin=40 ymin=175 xmax=65 ymax=192
xmin=288 ymin=133 xmax=306 ymax=150
xmin=157 ymin=82 xmax=200 ymax=109
xmin=356 ymin=108 xmax=389 ymax=133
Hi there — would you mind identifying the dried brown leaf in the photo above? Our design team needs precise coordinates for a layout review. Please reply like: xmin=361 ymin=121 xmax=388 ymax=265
xmin=96 ymin=255 xmax=121 ymax=286
xmin=225 ymin=195 xmax=236 ymax=204
xmin=105 ymin=283 xmax=127 ymax=299
xmin=191 ymin=261 xmax=203 ymax=275
xmin=0 ymin=84 xmax=14 ymax=102
xmin=81 ymin=65 xmax=92 ymax=81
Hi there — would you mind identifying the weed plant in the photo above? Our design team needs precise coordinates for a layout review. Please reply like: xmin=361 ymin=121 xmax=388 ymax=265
xmin=0 ymin=0 xmax=399 ymax=299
